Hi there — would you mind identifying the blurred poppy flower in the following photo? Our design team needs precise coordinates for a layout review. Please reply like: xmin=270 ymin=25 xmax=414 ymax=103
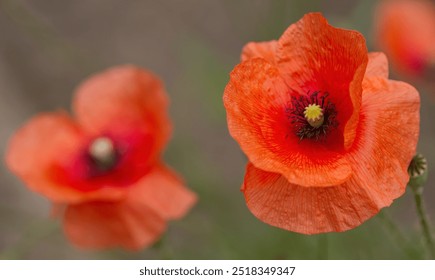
xmin=6 ymin=66 xmax=197 ymax=250
xmin=374 ymin=0 xmax=435 ymax=79
xmin=224 ymin=13 xmax=420 ymax=234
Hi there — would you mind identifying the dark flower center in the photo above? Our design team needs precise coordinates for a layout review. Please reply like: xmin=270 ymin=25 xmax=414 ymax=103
xmin=87 ymin=137 xmax=119 ymax=174
xmin=286 ymin=91 xmax=338 ymax=141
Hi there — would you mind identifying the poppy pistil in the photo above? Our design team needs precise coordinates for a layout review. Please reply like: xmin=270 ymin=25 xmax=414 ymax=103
xmin=88 ymin=136 xmax=118 ymax=171
xmin=304 ymin=104 xmax=324 ymax=128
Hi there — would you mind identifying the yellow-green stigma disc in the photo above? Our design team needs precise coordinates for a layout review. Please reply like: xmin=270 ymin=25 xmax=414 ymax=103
xmin=304 ymin=104 xmax=324 ymax=128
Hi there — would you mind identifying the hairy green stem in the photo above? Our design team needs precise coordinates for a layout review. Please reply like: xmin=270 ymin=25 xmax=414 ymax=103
xmin=413 ymin=190 xmax=435 ymax=258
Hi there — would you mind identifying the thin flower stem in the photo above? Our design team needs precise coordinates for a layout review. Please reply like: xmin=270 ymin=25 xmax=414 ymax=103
xmin=413 ymin=190 xmax=435 ymax=258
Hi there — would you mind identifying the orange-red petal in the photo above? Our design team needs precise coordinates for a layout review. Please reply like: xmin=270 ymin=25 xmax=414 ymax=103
xmin=277 ymin=13 xmax=368 ymax=149
xmin=5 ymin=113 xmax=125 ymax=203
xmin=128 ymin=163 xmax=197 ymax=220
xmin=224 ymin=58 xmax=351 ymax=187
xmin=73 ymin=65 xmax=172 ymax=162
xmin=366 ymin=52 xmax=389 ymax=78
xmin=242 ymin=76 xmax=419 ymax=234
xmin=354 ymin=76 xmax=419 ymax=197
xmin=63 ymin=200 xmax=166 ymax=250
xmin=243 ymin=163 xmax=377 ymax=233
xmin=241 ymin=40 xmax=278 ymax=64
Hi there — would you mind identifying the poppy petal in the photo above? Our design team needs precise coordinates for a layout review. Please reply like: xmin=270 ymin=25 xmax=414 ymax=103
xmin=243 ymin=163 xmax=378 ymax=233
xmin=73 ymin=65 xmax=172 ymax=160
xmin=224 ymin=58 xmax=352 ymax=187
xmin=63 ymin=201 xmax=166 ymax=250
xmin=354 ymin=76 xmax=420 ymax=201
xmin=366 ymin=52 xmax=389 ymax=78
xmin=277 ymin=13 xmax=368 ymax=149
xmin=375 ymin=0 xmax=435 ymax=76
xmin=128 ymin=164 xmax=197 ymax=220
xmin=5 ymin=113 xmax=125 ymax=203
xmin=241 ymin=40 xmax=278 ymax=64
xmin=243 ymin=77 xmax=419 ymax=234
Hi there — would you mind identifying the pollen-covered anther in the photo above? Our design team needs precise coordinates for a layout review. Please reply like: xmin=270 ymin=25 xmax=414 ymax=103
xmin=304 ymin=104 xmax=324 ymax=128
xmin=89 ymin=137 xmax=117 ymax=171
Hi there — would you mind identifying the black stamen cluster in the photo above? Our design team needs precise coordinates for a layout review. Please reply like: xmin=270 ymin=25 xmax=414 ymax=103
xmin=286 ymin=91 xmax=338 ymax=141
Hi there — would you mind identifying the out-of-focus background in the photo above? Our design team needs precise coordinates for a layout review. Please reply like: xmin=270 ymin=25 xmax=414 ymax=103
xmin=0 ymin=0 xmax=433 ymax=259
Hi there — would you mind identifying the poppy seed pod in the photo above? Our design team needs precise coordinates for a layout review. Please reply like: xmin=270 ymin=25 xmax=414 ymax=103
xmin=408 ymin=154 xmax=428 ymax=193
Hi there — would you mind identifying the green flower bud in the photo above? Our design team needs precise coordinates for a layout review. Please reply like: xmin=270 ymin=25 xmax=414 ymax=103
xmin=408 ymin=153 xmax=428 ymax=193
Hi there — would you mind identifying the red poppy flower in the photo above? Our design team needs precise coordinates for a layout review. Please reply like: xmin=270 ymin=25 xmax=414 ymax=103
xmin=223 ymin=13 xmax=420 ymax=234
xmin=374 ymin=0 xmax=435 ymax=78
xmin=6 ymin=66 xmax=197 ymax=250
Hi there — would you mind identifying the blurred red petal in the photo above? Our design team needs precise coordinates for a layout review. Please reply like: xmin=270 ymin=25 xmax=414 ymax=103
xmin=5 ymin=113 xmax=125 ymax=203
xmin=375 ymin=0 xmax=435 ymax=76
xmin=64 ymin=201 xmax=166 ymax=250
xmin=73 ymin=65 xmax=172 ymax=162
xmin=128 ymin=164 xmax=197 ymax=220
